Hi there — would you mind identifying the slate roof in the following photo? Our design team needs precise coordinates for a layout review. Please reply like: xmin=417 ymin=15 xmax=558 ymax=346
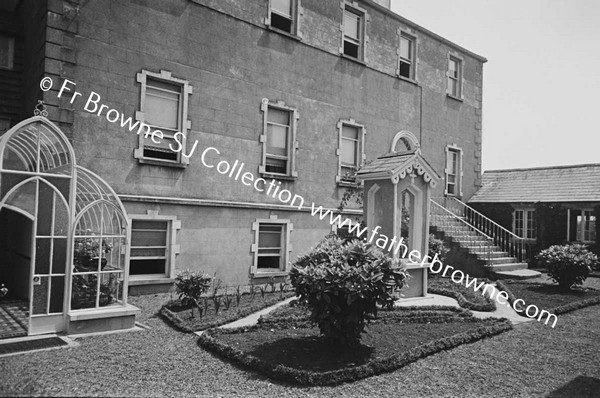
xmin=356 ymin=150 xmax=440 ymax=187
xmin=469 ymin=163 xmax=600 ymax=203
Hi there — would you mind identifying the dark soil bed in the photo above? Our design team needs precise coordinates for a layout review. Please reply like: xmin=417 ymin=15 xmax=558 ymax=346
xmin=160 ymin=291 xmax=295 ymax=332
xmin=428 ymin=276 xmax=496 ymax=311
xmin=219 ymin=320 xmax=485 ymax=372
xmin=198 ymin=308 xmax=512 ymax=385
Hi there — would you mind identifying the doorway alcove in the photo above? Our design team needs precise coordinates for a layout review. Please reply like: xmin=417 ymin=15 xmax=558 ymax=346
xmin=357 ymin=131 xmax=440 ymax=298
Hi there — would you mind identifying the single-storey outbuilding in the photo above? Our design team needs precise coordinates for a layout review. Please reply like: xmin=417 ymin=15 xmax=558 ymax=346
xmin=468 ymin=163 xmax=600 ymax=262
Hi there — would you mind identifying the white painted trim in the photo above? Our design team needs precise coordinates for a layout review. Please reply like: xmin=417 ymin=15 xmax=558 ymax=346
xmin=118 ymin=194 xmax=363 ymax=215
xmin=390 ymin=130 xmax=420 ymax=153
xmin=250 ymin=216 xmax=293 ymax=277
xmin=259 ymin=98 xmax=299 ymax=178
xmin=265 ymin=0 xmax=302 ymax=37
xmin=135 ymin=69 xmax=193 ymax=165
xmin=444 ymin=144 xmax=463 ymax=197
xmin=336 ymin=118 xmax=366 ymax=184
xmin=340 ymin=1 xmax=369 ymax=62
xmin=446 ymin=52 xmax=464 ymax=100
xmin=366 ymin=183 xmax=380 ymax=232
xmin=127 ymin=212 xmax=180 ymax=280
xmin=396 ymin=28 xmax=417 ymax=81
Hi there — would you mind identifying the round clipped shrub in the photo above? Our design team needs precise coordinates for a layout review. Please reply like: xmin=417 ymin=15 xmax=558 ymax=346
xmin=290 ymin=235 xmax=407 ymax=346
xmin=536 ymin=244 xmax=599 ymax=290
xmin=174 ymin=269 xmax=213 ymax=306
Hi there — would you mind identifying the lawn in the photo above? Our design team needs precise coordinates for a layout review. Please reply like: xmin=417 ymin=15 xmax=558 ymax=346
xmin=428 ymin=275 xmax=496 ymax=311
xmin=1 ymin=288 xmax=599 ymax=397
xmin=201 ymin=306 xmax=510 ymax=385
xmin=497 ymin=275 xmax=600 ymax=317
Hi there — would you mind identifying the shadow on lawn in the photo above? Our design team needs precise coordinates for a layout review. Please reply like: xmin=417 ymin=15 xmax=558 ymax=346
xmin=547 ymin=375 xmax=600 ymax=398
xmin=246 ymin=336 xmax=375 ymax=372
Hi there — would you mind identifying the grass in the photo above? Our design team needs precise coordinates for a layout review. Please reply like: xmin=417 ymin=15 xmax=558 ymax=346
xmin=160 ymin=290 xmax=295 ymax=332
xmin=200 ymin=307 xmax=511 ymax=385
xmin=1 ymin=290 xmax=600 ymax=396
xmin=428 ymin=276 xmax=496 ymax=311
xmin=496 ymin=276 xmax=600 ymax=319
xmin=501 ymin=281 xmax=600 ymax=309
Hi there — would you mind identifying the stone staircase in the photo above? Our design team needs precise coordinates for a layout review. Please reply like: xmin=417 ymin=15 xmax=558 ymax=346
xmin=430 ymin=199 xmax=540 ymax=279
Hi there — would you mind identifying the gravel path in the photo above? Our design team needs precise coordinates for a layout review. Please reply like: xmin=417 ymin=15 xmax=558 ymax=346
xmin=1 ymin=288 xmax=599 ymax=397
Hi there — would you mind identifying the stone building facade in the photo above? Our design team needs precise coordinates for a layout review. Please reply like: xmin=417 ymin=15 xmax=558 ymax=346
xmin=0 ymin=0 xmax=486 ymax=294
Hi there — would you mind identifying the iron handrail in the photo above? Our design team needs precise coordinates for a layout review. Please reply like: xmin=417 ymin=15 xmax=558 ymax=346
xmin=433 ymin=197 xmax=527 ymax=263
xmin=430 ymin=200 xmax=494 ymax=264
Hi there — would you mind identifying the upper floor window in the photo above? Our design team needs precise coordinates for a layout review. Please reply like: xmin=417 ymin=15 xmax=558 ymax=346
xmin=135 ymin=70 xmax=193 ymax=166
xmin=445 ymin=145 xmax=462 ymax=196
xmin=398 ymin=32 xmax=415 ymax=80
xmin=0 ymin=35 xmax=14 ymax=70
xmin=341 ymin=3 xmax=367 ymax=61
xmin=267 ymin=0 xmax=300 ymax=35
xmin=447 ymin=55 xmax=463 ymax=98
xmin=251 ymin=216 xmax=293 ymax=276
xmin=259 ymin=99 xmax=298 ymax=179
xmin=336 ymin=119 xmax=365 ymax=185
xmin=514 ymin=209 xmax=536 ymax=239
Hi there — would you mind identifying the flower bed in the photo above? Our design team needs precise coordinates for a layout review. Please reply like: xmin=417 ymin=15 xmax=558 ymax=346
xmin=198 ymin=307 xmax=512 ymax=386
xmin=428 ymin=276 xmax=496 ymax=312
xmin=160 ymin=291 xmax=295 ymax=333
xmin=496 ymin=279 xmax=600 ymax=316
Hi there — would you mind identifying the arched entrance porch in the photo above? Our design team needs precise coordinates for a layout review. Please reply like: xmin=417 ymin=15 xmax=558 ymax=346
xmin=0 ymin=116 xmax=138 ymax=337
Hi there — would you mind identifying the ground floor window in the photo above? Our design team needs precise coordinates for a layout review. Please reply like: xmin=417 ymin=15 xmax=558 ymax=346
xmin=569 ymin=209 xmax=596 ymax=243
xmin=251 ymin=216 xmax=292 ymax=275
xmin=513 ymin=209 xmax=536 ymax=239
xmin=129 ymin=213 xmax=180 ymax=279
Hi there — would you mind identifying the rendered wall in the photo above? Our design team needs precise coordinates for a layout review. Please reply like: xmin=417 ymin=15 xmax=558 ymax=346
xmin=23 ymin=0 xmax=485 ymax=285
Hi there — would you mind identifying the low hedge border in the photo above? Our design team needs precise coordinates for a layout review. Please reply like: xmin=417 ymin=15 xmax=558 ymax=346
xmin=257 ymin=306 xmax=475 ymax=329
xmin=496 ymin=280 xmax=600 ymax=318
xmin=197 ymin=315 xmax=513 ymax=386
xmin=159 ymin=292 xmax=295 ymax=333
xmin=428 ymin=286 xmax=496 ymax=312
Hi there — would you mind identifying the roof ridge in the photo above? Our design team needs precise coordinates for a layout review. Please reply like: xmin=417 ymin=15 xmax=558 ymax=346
xmin=484 ymin=163 xmax=600 ymax=173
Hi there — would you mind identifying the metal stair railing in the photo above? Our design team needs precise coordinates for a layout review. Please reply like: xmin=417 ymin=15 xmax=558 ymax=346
xmin=435 ymin=197 xmax=527 ymax=263
xmin=430 ymin=199 xmax=494 ymax=264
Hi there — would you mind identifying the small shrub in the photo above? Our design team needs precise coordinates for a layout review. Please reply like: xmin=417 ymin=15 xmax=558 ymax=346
xmin=536 ymin=244 xmax=599 ymax=290
xmin=290 ymin=236 xmax=407 ymax=346
xmin=428 ymin=234 xmax=449 ymax=262
xmin=174 ymin=269 xmax=212 ymax=307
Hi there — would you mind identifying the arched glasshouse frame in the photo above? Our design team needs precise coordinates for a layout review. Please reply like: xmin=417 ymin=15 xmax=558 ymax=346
xmin=0 ymin=116 xmax=137 ymax=336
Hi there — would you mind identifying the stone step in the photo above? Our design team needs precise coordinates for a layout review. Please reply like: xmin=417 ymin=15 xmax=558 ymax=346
xmin=471 ymin=250 xmax=510 ymax=259
xmin=494 ymin=269 xmax=542 ymax=280
xmin=488 ymin=263 xmax=529 ymax=272
xmin=453 ymin=237 xmax=493 ymax=245
xmin=485 ymin=257 xmax=520 ymax=265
